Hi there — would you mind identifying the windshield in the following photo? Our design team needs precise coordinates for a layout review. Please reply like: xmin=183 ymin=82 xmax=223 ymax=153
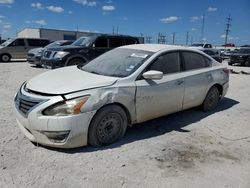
xmin=0 ymin=38 xmax=15 ymax=47
xmin=191 ymin=43 xmax=203 ymax=47
xmin=81 ymin=48 xmax=153 ymax=77
xmin=72 ymin=36 xmax=93 ymax=47
xmin=238 ymin=48 xmax=250 ymax=54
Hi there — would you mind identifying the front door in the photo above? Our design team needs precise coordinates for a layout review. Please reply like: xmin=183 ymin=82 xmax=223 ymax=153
xmin=135 ymin=51 xmax=185 ymax=123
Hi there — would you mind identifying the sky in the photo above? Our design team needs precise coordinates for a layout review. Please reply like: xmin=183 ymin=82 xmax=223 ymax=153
xmin=0 ymin=0 xmax=250 ymax=45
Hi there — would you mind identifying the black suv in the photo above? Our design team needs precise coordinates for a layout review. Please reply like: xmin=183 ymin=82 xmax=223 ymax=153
xmin=41 ymin=34 xmax=140 ymax=68
xmin=229 ymin=48 xmax=250 ymax=66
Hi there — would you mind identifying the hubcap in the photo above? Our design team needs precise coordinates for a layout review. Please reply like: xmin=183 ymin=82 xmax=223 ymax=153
xmin=2 ymin=55 xmax=9 ymax=62
xmin=97 ymin=113 xmax=122 ymax=144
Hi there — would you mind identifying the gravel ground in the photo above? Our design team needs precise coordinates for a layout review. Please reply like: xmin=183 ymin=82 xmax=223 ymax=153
xmin=0 ymin=61 xmax=250 ymax=188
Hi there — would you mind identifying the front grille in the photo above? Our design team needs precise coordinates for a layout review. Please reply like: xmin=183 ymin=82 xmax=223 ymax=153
xmin=27 ymin=53 xmax=35 ymax=57
xmin=19 ymin=99 xmax=39 ymax=115
xmin=15 ymin=91 xmax=44 ymax=117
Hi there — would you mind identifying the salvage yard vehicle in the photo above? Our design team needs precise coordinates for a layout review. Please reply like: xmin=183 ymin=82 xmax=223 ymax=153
xmin=201 ymin=49 xmax=222 ymax=63
xmin=27 ymin=40 xmax=74 ymax=67
xmin=14 ymin=44 xmax=229 ymax=148
xmin=41 ymin=34 xmax=140 ymax=69
xmin=0 ymin=38 xmax=50 ymax=62
xmin=229 ymin=48 xmax=250 ymax=66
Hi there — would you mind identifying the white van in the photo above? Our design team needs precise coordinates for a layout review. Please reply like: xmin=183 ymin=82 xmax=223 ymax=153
xmin=0 ymin=38 xmax=50 ymax=62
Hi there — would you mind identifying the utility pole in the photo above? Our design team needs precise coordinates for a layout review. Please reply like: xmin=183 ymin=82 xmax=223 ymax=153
xmin=172 ymin=32 xmax=176 ymax=45
xmin=145 ymin=36 xmax=152 ymax=43
xmin=112 ymin=26 xmax=115 ymax=34
xmin=200 ymin=14 xmax=205 ymax=43
xmin=157 ymin=33 xmax=166 ymax=44
xmin=224 ymin=15 xmax=232 ymax=47
xmin=116 ymin=26 xmax=119 ymax=34
xmin=190 ymin=36 xmax=193 ymax=45
xmin=186 ymin=31 xmax=189 ymax=46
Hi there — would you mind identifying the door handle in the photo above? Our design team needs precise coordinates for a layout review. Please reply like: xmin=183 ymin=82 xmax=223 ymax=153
xmin=176 ymin=80 xmax=184 ymax=85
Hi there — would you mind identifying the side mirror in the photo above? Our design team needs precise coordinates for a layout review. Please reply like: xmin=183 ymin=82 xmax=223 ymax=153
xmin=142 ymin=70 xmax=163 ymax=80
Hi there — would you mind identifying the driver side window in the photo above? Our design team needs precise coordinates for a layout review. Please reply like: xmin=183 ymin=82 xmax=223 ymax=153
xmin=146 ymin=52 xmax=180 ymax=74
xmin=11 ymin=39 xmax=25 ymax=46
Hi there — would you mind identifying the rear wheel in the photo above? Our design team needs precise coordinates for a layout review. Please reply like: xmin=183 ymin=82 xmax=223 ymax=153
xmin=244 ymin=60 xmax=250 ymax=66
xmin=202 ymin=86 xmax=220 ymax=112
xmin=88 ymin=105 xmax=128 ymax=146
xmin=1 ymin=54 xmax=11 ymax=62
xmin=66 ymin=58 xmax=86 ymax=66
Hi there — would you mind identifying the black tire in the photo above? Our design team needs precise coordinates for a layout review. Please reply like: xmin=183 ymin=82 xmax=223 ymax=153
xmin=1 ymin=54 xmax=11 ymax=62
xmin=66 ymin=58 xmax=85 ymax=66
xmin=202 ymin=86 xmax=220 ymax=112
xmin=88 ymin=105 xmax=128 ymax=146
xmin=244 ymin=61 xmax=250 ymax=66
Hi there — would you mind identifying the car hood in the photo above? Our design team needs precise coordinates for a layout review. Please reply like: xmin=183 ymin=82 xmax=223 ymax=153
xmin=231 ymin=53 xmax=249 ymax=57
xmin=47 ymin=45 xmax=83 ymax=52
xmin=28 ymin=47 xmax=44 ymax=54
xmin=26 ymin=66 xmax=118 ymax=95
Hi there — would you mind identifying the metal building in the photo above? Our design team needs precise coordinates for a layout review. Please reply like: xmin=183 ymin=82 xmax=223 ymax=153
xmin=17 ymin=28 xmax=97 ymax=41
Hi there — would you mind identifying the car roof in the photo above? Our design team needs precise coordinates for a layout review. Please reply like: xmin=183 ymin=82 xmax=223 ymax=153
xmin=119 ymin=44 xmax=189 ymax=53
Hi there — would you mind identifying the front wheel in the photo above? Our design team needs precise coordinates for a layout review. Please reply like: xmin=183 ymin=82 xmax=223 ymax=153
xmin=1 ymin=54 xmax=11 ymax=62
xmin=88 ymin=105 xmax=128 ymax=146
xmin=66 ymin=58 xmax=86 ymax=66
xmin=202 ymin=86 xmax=220 ymax=112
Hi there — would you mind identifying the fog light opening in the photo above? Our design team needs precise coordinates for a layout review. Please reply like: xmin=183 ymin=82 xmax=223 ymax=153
xmin=40 ymin=130 xmax=70 ymax=143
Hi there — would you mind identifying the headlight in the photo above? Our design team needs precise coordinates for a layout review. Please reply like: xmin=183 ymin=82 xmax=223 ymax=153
xmin=36 ymin=50 xmax=43 ymax=56
xmin=43 ymin=96 xmax=89 ymax=116
xmin=54 ymin=51 xmax=69 ymax=59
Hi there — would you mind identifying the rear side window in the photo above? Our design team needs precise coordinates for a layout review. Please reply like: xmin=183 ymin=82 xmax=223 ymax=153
xmin=11 ymin=39 xmax=25 ymax=46
xmin=182 ymin=51 xmax=210 ymax=70
xmin=27 ymin=39 xmax=50 ymax=47
xmin=146 ymin=52 xmax=180 ymax=74
xmin=109 ymin=38 xmax=123 ymax=48
xmin=95 ymin=37 xmax=108 ymax=48
xmin=125 ymin=38 xmax=138 ymax=45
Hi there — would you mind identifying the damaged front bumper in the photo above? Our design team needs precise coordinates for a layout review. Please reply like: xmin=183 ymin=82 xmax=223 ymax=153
xmin=14 ymin=86 xmax=96 ymax=148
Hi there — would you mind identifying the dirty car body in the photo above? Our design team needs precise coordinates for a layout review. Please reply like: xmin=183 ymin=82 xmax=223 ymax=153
xmin=14 ymin=44 xmax=229 ymax=148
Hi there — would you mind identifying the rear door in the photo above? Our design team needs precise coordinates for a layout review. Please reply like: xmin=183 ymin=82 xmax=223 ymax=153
xmin=181 ymin=51 xmax=212 ymax=110
xmin=135 ymin=51 xmax=185 ymax=123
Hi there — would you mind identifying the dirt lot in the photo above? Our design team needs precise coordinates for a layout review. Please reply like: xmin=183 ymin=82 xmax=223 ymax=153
xmin=0 ymin=61 xmax=250 ymax=188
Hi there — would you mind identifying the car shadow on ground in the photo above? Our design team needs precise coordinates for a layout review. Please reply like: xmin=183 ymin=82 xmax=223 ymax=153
xmin=44 ymin=97 xmax=239 ymax=153
xmin=0 ymin=60 xmax=27 ymax=63
xmin=30 ymin=65 xmax=44 ymax=69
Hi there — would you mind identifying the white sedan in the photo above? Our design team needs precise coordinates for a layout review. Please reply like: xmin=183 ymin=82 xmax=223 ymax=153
xmin=14 ymin=44 xmax=229 ymax=148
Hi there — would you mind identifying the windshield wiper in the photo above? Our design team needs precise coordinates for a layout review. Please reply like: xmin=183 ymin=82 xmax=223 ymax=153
xmin=89 ymin=70 xmax=101 ymax=75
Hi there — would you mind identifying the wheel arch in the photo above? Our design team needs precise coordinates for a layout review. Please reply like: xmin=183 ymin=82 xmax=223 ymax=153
xmin=65 ymin=55 xmax=88 ymax=66
xmin=212 ymin=83 xmax=223 ymax=97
